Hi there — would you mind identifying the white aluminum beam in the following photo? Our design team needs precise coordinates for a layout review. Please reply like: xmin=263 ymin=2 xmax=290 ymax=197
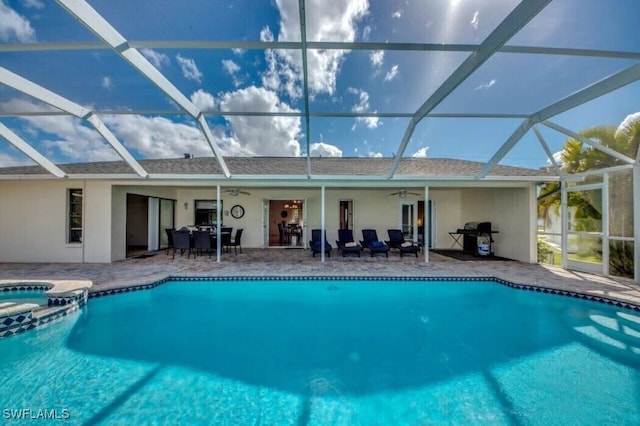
xmin=298 ymin=0 xmax=312 ymax=178
xmin=482 ymin=62 xmax=640 ymax=177
xmin=535 ymin=62 xmax=640 ymax=122
xmin=0 ymin=67 xmax=148 ymax=177
xmin=6 ymin=40 xmax=640 ymax=61
xmin=476 ymin=118 xmax=534 ymax=179
xmin=542 ymin=120 xmax=635 ymax=164
xmin=388 ymin=0 xmax=552 ymax=178
xmin=532 ymin=125 xmax=562 ymax=176
xmin=0 ymin=67 xmax=89 ymax=118
xmin=197 ymin=115 xmax=231 ymax=177
xmin=56 ymin=0 xmax=230 ymax=178
xmin=85 ymin=114 xmax=148 ymax=177
xmin=0 ymin=122 xmax=66 ymax=177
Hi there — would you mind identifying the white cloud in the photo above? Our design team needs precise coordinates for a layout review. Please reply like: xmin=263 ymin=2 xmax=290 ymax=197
xmin=470 ymin=11 xmax=479 ymax=29
xmin=141 ymin=48 xmax=170 ymax=69
xmin=475 ymin=79 xmax=496 ymax=90
xmin=261 ymin=0 xmax=369 ymax=98
xmin=349 ymin=88 xmax=381 ymax=130
xmin=222 ymin=59 xmax=243 ymax=88
xmin=0 ymin=151 xmax=34 ymax=167
xmin=0 ymin=97 xmax=58 ymax=114
xmin=102 ymin=77 xmax=113 ymax=90
xmin=21 ymin=0 xmax=44 ymax=9
xmin=176 ymin=54 xmax=203 ymax=82
xmin=218 ymin=86 xmax=302 ymax=156
xmin=412 ymin=147 xmax=429 ymax=158
xmin=103 ymin=115 xmax=212 ymax=159
xmin=1 ymin=87 xmax=304 ymax=163
xmin=232 ymin=48 xmax=245 ymax=56
xmin=384 ymin=64 xmax=399 ymax=82
xmin=547 ymin=150 xmax=564 ymax=166
xmin=369 ymin=151 xmax=383 ymax=158
xmin=310 ymin=142 xmax=342 ymax=157
xmin=369 ymin=50 xmax=384 ymax=68
xmin=0 ymin=1 xmax=36 ymax=42
xmin=261 ymin=26 xmax=302 ymax=100
xmin=222 ymin=59 xmax=240 ymax=75
xmin=362 ymin=25 xmax=372 ymax=40
xmin=190 ymin=89 xmax=216 ymax=111
xmin=392 ymin=10 xmax=402 ymax=19
xmin=21 ymin=115 xmax=120 ymax=162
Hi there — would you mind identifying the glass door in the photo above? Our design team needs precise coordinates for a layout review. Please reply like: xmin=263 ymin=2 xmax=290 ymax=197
xmin=400 ymin=201 xmax=418 ymax=242
xmin=159 ymin=198 xmax=175 ymax=250
xmin=565 ymin=186 xmax=603 ymax=273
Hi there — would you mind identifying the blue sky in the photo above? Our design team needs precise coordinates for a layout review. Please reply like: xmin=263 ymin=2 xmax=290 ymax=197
xmin=1 ymin=0 xmax=639 ymax=169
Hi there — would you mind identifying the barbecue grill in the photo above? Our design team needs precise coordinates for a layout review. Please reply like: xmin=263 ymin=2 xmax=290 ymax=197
xmin=450 ymin=221 xmax=497 ymax=256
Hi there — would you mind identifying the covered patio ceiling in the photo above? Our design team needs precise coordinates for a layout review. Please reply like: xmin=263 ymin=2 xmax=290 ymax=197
xmin=1 ymin=0 xmax=639 ymax=181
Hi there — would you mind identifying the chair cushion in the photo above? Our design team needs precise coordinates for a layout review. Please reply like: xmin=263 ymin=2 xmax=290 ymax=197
xmin=401 ymin=241 xmax=413 ymax=247
xmin=345 ymin=242 xmax=357 ymax=247
xmin=370 ymin=241 xmax=385 ymax=248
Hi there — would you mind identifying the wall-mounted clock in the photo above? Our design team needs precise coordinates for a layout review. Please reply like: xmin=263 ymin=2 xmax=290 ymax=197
xmin=230 ymin=204 xmax=245 ymax=219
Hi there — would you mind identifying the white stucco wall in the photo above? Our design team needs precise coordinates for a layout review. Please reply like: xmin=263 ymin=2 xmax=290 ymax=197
xmin=0 ymin=180 xmax=84 ymax=262
xmin=459 ymin=186 xmax=536 ymax=262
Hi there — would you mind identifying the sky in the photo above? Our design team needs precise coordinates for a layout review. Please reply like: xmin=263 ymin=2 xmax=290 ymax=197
xmin=1 ymin=0 xmax=639 ymax=170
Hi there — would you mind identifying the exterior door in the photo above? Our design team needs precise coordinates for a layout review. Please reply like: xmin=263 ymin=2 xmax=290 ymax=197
xmin=339 ymin=200 xmax=353 ymax=230
xmin=400 ymin=201 xmax=418 ymax=242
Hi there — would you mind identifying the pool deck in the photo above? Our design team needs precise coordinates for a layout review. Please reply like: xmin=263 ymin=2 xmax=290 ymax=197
xmin=1 ymin=248 xmax=639 ymax=308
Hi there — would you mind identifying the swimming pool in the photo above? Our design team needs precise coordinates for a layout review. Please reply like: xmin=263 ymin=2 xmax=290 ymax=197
xmin=1 ymin=277 xmax=639 ymax=424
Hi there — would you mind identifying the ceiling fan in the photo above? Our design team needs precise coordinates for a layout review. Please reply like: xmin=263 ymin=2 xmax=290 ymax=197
xmin=222 ymin=188 xmax=251 ymax=196
xmin=388 ymin=189 xmax=421 ymax=198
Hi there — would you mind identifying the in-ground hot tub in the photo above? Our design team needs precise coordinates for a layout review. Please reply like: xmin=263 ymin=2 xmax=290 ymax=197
xmin=0 ymin=280 xmax=92 ymax=338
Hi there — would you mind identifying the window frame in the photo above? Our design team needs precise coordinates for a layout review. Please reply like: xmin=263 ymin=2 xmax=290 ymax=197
xmin=67 ymin=188 xmax=83 ymax=244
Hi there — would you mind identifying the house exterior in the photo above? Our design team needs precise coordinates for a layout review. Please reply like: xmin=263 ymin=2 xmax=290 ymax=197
xmin=0 ymin=156 xmax=553 ymax=264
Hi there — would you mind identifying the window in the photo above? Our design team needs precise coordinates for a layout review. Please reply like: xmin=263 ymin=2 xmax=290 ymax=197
xmin=194 ymin=200 xmax=222 ymax=226
xmin=68 ymin=188 xmax=83 ymax=243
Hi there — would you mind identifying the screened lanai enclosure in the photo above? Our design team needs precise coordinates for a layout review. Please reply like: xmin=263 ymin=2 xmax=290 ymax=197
xmin=0 ymin=0 xmax=639 ymax=281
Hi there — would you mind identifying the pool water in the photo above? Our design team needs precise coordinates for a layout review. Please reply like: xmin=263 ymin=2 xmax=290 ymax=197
xmin=1 ymin=278 xmax=639 ymax=425
xmin=0 ymin=289 xmax=48 ymax=305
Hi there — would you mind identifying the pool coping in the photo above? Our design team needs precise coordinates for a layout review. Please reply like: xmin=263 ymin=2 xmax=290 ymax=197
xmin=88 ymin=275 xmax=640 ymax=313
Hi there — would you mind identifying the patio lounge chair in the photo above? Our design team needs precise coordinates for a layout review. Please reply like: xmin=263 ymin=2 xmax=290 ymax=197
xmin=310 ymin=229 xmax=332 ymax=257
xmin=336 ymin=229 xmax=362 ymax=257
xmin=386 ymin=229 xmax=420 ymax=258
xmin=360 ymin=229 xmax=390 ymax=257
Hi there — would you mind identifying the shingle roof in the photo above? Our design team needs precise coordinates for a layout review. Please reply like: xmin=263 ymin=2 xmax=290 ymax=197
xmin=0 ymin=156 xmax=551 ymax=179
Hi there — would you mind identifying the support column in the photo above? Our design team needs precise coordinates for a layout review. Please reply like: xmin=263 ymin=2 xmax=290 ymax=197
xmin=634 ymin=164 xmax=640 ymax=283
xmin=602 ymin=173 xmax=609 ymax=276
xmin=321 ymin=185 xmax=326 ymax=263
xmin=216 ymin=185 xmax=221 ymax=263
xmin=561 ymin=179 xmax=568 ymax=269
xmin=424 ymin=185 xmax=429 ymax=263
